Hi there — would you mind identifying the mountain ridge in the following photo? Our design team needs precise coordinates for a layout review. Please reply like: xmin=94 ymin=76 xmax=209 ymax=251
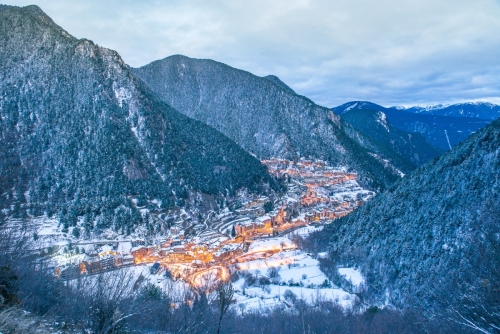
xmin=263 ymin=74 xmax=296 ymax=94
xmin=332 ymin=101 xmax=490 ymax=150
xmin=392 ymin=101 xmax=500 ymax=120
xmin=0 ymin=5 xmax=278 ymax=234
xmin=132 ymin=55 xmax=419 ymax=190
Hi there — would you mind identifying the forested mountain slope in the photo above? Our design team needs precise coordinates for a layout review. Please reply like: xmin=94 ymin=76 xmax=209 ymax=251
xmin=0 ymin=5 xmax=278 ymax=233
xmin=132 ymin=56 xmax=411 ymax=190
xmin=326 ymin=117 xmax=500 ymax=332
xmin=333 ymin=101 xmax=490 ymax=150
xmin=340 ymin=109 xmax=443 ymax=166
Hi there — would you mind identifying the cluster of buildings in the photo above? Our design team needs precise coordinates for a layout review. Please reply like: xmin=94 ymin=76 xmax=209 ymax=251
xmin=130 ymin=230 xmax=245 ymax=268
xmin=57 ymin=158 xmax=373 ymax=285
xmin=57 ymin=243 xmax=135 ymax=278
xmin=231 ymin=159 xmax=371 ymax=237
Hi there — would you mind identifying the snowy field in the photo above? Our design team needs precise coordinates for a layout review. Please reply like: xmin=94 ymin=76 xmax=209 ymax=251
xmin=338 ymin=267 xmax=364 ymax=286
xmin=99 ymin=248 xmax=366 ymax=313
xmin=229 ymin=249 xmax=364 ymax=311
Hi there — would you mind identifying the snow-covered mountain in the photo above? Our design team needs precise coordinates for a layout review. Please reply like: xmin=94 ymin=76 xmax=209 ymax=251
xmin=332 ymin=101 xmax=386 ymax=114
xmin=391 ymin=102 xmax=500 ymax=120
xmin=0 ymin=5 xmax=279 ymax=233
xmin=325 ymin=116 xmax=500 ymax=332
xmin=132 ymin=57 xmax=413 ymax=191
xmin=332 ymin=101 xmax=490 ymax=150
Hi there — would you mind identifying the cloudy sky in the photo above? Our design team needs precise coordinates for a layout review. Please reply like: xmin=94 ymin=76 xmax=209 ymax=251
xmin=5 ymin=0 xmax=500 ymax=107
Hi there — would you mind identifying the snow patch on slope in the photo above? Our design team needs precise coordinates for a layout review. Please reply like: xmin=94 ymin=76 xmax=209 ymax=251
xmin=376 ymin=111 xmax=390 ymax=132
xmin=113 ymin=84 xmax=132 ymax=108
xmin=338 ymin=268 xmax=364 ymax=286
xmin=345 ymin=102 xmax=358 ymax=112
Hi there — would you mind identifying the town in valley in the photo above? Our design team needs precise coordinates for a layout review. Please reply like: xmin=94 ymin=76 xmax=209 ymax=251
xmin=39 ymin=159 xmax=373 ymax=292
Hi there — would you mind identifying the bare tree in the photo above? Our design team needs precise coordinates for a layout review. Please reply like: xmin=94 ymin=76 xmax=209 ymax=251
xmin=216 ymin=280 xmax=234 ymax=334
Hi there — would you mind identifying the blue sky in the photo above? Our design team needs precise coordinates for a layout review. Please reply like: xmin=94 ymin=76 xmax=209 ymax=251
xmin=4 ymin=0 xmax=500 ymax=107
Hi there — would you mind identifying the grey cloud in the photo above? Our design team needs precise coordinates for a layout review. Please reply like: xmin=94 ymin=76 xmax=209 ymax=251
xmin=4 ymin=0 xmax=500 ymax=107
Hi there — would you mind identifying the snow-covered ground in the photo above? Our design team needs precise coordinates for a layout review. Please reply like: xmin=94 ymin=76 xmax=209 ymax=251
xmin=129 ymin=248 xmax=363 ymax=313
xmin=38 ymin=231 xmax=364 ymax=315
xmin=247 ymin=237 xmax=295 ymax=253
xmin=234 ymin=284 xmax=354 ymax=310
xmin=283 ymin=224 xmax=323 ymax=238
xmin=338 ymin=267 xmax=364 ymax=286
xmin=230 ymin=250 xmax=360 ymax=311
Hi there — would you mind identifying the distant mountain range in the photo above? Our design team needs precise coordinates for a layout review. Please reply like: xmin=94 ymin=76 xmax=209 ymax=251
xmin=332 ymin=101 xmax=490 ymax=150
xmin=132 ymin=56 xmax=421 ymax=190
xmin=325 ymin=116 xmax=500 ymax=332
xmin=392 ymin=102 xmax=500 ymax=120
xmin=0 ymin=5 xmax=279 ymax=233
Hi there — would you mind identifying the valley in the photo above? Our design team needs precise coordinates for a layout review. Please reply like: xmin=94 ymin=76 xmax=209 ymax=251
xmin=1 ymin=4 xmax=498 ymax=332
xmin=32 ymin=158 xmax=372 ymax=308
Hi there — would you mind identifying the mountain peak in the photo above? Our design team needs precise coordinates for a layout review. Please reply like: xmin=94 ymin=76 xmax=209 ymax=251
xmin=263 ymin=75 xmax=295 ymax=93
xmin=333 ymin=100 xmax=491 ymax=150
xmin=331 ymin=101 xmax=386 ymax=114
xmin=21 ymin=4 xmax=45 ymax=15
xmin=1 ymin=4 xmax=75 ymax=40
